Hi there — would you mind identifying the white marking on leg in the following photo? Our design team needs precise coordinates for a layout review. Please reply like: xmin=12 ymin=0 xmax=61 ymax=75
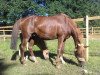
xmin=26 ymin=42 xmax=29 ymax=50
xmin=31 ymin=56 xmax=38 ymax=63
xmin=60 ymin=56 xmax=65 ymax=64
xmin=25 ymin=55 xmax=28 ymax=61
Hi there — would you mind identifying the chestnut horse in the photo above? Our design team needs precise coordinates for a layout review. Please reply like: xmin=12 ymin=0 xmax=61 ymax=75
xmin=10 ymin=13 xmax=86 ymax=67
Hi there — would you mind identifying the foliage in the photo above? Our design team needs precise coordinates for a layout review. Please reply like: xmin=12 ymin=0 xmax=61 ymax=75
xmin=0 ymin=0 xmax=100 ymax=26
xmin=46 ymin=0 xmax=100 ymax=18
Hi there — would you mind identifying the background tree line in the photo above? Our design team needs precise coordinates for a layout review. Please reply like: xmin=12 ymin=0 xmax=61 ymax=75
xmin=0 ymin=0 xmax=100 ymax=27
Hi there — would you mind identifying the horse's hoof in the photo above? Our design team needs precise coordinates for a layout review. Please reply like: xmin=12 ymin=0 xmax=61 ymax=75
xmin=29 ymin=56 xmax=38 ymax=63
xmin=55 ymin=59 xmax=62 ymax=69
xmin=20 ymin=60 xmax=25 ymax=64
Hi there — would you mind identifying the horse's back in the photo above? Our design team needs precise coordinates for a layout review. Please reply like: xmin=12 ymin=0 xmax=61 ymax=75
xmin=19 ymin=13 xmax=74 ymax=39
xmin=34 ymin=14 xmax=69 ymax=39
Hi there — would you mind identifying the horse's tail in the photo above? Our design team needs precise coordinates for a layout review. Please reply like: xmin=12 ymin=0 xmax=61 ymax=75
xmin=10 ymin=20 xmax=20 ymax=50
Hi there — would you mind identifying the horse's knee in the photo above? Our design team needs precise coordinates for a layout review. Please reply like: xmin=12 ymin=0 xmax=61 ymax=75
xmin=20 ymin=43 xmax=27 ymax=50
xmin=28 ymin=39 xmax=34 ymax=51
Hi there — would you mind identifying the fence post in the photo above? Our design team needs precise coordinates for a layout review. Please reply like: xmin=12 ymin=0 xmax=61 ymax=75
xmin=85 ymin=15 xmax=89 ymax=61
xmin=91 ymin=27 xmax=93 ymax=35
xmin=3 ymin=29 xmax=6 ymax=41
xmin=27 ymin=42 xmax=29 ymax=50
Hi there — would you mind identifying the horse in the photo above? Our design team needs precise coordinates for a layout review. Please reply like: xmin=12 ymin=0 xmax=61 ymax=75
xmin=10 ymin=13 xmax=87 ymax=67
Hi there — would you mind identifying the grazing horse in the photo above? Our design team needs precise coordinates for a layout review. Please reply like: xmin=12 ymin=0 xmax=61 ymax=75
xmin=10 ymin=13 xmax=86 ymax=67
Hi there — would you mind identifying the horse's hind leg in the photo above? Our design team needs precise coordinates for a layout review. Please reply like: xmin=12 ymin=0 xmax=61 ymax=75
xmin=28 ymin=39 xmax=37 ymax=62
xmin=20 ymin=38 xmax=28 ymax=64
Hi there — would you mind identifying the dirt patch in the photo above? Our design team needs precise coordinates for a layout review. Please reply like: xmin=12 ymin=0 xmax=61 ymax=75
xmin=89 ymin=34 xmax=100 ymax=39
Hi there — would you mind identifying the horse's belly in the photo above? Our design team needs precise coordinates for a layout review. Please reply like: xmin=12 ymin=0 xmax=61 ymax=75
xmin=35 ymin=29 xmax=57 ymax=40
xmin=38 ymin=33 xmax=57 ymax=40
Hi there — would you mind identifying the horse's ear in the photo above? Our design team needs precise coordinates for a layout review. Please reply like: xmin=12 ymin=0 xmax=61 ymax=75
xmin=84 ymin=46 xmax=89 ymax=48
xmin=78 ymin=44 xmax=84 ymax=46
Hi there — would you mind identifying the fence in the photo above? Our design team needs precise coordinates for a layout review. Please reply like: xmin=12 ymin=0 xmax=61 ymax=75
xmin=80 ymin=27 xmax=100 ymax=35
xmin=74 ymin=15 xmax=100 ymax=61
xmin=0 ymin=26 xmax=12 ymax=41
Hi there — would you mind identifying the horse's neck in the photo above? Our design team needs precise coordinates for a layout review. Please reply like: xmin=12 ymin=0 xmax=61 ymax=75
xmin=71 ymin=28 xmax=83 ymax=48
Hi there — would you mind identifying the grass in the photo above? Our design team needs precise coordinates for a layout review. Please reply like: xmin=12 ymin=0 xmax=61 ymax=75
xmin=0 ymin=38 xmax=100 ymax=75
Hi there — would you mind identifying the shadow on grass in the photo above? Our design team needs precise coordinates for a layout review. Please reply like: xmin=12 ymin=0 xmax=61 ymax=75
xmin=11 ymin=50 xmax=56 ymax=60
xmin=11 ymin=50 xmax=44 ymax=60
xmin=11 ymin=50 xmax=78 ymax=66
xmin=11 ymin=51 xmax=19 ymax=60
xmin=0 ymin=58 xmax=17 ymax=75
xmin=63 ymin=57 xmax=78 ymax=66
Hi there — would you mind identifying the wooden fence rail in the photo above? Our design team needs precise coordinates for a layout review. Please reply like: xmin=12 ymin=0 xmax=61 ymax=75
xmin=73 ymin=16 xmax=100 ymax=22
xmin=0 ymin=27 xmax=100 ymax=41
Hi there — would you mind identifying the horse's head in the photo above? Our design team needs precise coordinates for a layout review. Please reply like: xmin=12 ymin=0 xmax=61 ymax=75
xmin=74 ymin=43 xmax=88 ymax=67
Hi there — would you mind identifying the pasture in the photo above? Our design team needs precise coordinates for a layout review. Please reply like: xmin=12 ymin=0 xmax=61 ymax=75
xmin=0 ymin=38 xmax=100 ymax=75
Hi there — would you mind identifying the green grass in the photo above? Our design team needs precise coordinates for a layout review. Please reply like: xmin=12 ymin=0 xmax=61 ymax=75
xmin=0 ymin=38 xmax=100 ymax=75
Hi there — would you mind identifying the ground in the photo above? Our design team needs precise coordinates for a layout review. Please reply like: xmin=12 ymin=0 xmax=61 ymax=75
xmin=0 ymin=38 xmax=100 ymax=75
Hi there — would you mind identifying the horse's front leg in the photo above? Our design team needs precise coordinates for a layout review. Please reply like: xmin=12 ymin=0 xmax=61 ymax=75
xmin=56 ymin=35 xmax=65 ymax=68
xmin=59 ymin=41 xmax=66 ymax=64
xmin=20 ymin=38 xmax=29 ymax=64
xmin=28 ymin=39 xmax=37 ymax=63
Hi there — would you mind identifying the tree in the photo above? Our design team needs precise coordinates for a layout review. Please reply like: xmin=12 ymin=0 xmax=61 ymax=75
xmin=46 ymin=0 xmax=100 ymax=18
xmin=0 ymin=0 xmax=38 ymax=25
xmin=0 ymin=0 xmax=100 ymax=26
xmin=46 ymin=0 xmax=100 ymax=27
